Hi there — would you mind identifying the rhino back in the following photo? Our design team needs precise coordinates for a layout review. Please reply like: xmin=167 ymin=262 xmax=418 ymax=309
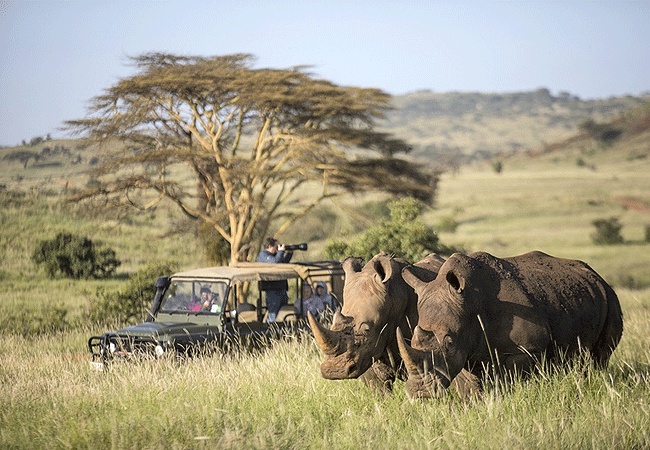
xmin=500 ymin=251 xmax=621 ymax=351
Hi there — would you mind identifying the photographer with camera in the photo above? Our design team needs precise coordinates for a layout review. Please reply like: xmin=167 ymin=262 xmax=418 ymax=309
xmin=257 ymin=237 xmax=293 ymax=322
xmin=257 ymin=237 xmax=293 ymax=265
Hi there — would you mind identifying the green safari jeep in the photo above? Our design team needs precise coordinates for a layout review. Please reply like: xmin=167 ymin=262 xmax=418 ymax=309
xmin=88 ymin=261 xmax=344 ymax=369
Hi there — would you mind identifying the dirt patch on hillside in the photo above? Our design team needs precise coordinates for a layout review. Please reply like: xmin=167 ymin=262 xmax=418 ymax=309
xmin=616 ymin=196 xmax=650 ymax=213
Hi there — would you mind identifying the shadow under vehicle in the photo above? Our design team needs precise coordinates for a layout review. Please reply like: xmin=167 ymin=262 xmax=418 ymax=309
xmin=88 ymin=261 xmax=344 ymax=369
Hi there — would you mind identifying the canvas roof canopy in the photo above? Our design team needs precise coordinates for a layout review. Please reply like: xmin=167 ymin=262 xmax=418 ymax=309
xmin=170 ymin=262 xmax=339 ymax=284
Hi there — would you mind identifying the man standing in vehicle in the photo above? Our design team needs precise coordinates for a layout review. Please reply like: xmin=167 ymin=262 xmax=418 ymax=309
xmin=257 ymin=237 xmax=293 ymax=322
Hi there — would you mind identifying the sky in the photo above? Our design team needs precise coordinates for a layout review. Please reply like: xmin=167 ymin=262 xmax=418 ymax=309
xmin=1 ymin=0 xmax=649 ymax=147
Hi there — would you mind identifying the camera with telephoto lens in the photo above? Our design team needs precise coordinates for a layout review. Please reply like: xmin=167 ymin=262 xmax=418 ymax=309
xmin=284 ymin=243 xmax=308 ymax=251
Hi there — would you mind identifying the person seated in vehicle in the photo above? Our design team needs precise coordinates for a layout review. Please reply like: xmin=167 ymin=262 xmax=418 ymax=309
xmin=188 ymin=286 xmax=219 ymax=312
xmin=294 ymin=283 xmax=325 ymax=319
xmin=314 ymin=281 xmax=336 ymax=311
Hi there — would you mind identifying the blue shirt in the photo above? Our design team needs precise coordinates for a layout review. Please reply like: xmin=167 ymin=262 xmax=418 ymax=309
xmin=257 ymin=249 xmax=292 ymax=263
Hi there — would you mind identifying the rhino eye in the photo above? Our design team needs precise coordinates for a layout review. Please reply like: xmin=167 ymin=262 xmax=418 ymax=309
xmin=442 ymin=334 xmax=455 ymax=349
xmin=357 ymin=322 xmax=371 ymax=335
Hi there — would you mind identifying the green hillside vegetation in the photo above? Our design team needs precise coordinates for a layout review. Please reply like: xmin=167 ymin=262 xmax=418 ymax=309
xmin=1 ymin=92 xmax=649 ymax=448
xmin=385 ymin=88 xmax=648 ymax=166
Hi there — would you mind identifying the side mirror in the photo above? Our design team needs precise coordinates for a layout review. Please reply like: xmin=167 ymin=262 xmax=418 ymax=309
xmin=155 ymin=276 xmax=171 ymax=289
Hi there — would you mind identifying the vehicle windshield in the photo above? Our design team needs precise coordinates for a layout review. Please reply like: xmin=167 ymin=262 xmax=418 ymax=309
xmin=159 ymin=280 xmax=228 ymax=313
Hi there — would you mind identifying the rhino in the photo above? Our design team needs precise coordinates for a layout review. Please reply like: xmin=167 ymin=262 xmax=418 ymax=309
xmin=397 ymin=251 xmax=624 ymax=399
xmin=309 ymin=252 xmax=479 ymax=397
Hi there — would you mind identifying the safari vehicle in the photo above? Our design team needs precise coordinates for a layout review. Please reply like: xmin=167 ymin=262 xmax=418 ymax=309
xmin=88 ymin=260 xmax=344 ymax=369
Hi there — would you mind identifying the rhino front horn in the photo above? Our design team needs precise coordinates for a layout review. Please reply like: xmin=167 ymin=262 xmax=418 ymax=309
xmin=396 ymin=327 xmax=426 ymax=375
xmin=308 ymin=311 xmax=341 ymax=356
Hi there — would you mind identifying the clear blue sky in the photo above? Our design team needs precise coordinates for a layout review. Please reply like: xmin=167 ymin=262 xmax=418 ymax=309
xmin=1 ymin=0 xmax=649 ymax=146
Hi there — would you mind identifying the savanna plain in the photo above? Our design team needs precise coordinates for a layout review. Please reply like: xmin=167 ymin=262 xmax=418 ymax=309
xmin=1 ymin=126 xmax=650 ymax=449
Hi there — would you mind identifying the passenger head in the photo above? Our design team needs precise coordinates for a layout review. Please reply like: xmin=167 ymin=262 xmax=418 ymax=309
xmin=200 ymin=286 xmax=211 ymax=302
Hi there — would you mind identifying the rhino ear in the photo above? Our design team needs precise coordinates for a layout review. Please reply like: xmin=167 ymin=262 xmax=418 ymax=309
xmin=402 ymin=266 xmax=428 ymax=291
xmin=372 ymin=255 xmax=400 ymax=283
xmin=444 ymin=253 xmax=473 ymax=294
xmin=343 ymin=257 xmax=364 ymax=275
xmin=446 ymin=270 xmax=465 ymax=294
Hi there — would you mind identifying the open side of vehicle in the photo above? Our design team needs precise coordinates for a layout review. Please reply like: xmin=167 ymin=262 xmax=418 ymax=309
xmin=88 ymin=261 xmax=344 ymax=369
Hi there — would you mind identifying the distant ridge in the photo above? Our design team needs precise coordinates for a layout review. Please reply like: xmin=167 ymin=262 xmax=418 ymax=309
xmin=382 ymin=88 xmax=649 ymax=166
xmin=2 ymin=89 xmax=648 ymax=176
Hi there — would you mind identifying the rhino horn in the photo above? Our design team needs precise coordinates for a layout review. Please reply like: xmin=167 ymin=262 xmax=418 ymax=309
xmin=396 ymin=327 xmax=427 ymax=375
xmin=308 ymin=311 xmax=341 ymax=356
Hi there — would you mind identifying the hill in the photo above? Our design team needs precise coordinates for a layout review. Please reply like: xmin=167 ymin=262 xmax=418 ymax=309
xmin=383 ymin=88 xmax=649 ymax=167
xmin=2 ymin=89 xmax=648 ymax=189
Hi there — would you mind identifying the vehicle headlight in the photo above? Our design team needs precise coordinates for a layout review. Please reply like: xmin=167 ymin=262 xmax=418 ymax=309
xmin=155 ymin=345 xmax=164 ymax=357
xmin=109 ymin=342 xmax=116 ymax=353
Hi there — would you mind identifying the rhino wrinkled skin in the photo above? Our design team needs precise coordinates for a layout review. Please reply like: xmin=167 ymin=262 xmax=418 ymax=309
xmin=397 ymin=250 xmax=624 ymax=399
xmin=310 ymin=252 xmax=479 ymax=398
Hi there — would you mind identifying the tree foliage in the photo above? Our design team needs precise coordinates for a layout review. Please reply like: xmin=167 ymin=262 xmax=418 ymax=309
xmin=579 ymin=119 xmax=622 ymax=143
xmin=32 ymin=233 xmax=121 ymax=279
xmin=3 ymin=150 xmax=40 ymax=168
xmin=324 ymin=197 xmax=452 ymax=262
xmin=591 ymin=217 xmax=624 ymax=245
xmin=66 ymin=53 xmax=438 ymax=263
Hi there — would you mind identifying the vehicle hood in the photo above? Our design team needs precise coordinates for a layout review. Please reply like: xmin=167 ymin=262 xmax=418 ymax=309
xmin=113 ymin=321 xmax=220 ymax=340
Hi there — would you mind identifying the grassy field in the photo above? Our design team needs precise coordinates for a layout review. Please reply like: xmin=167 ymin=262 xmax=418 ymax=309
xmin=0 ymin=289 xmax=649 ymax=449
xmin=426 ymin=165 xmax=650 ymax=288
xmin=2 ymin=126 xmax=650 ymax=448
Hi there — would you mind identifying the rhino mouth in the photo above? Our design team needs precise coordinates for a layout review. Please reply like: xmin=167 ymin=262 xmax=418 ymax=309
xmin=320 ymin=358 xmax=365 ymax=379
xmin=396 ymin=327 xmax=451 ymax=398
xmin=309 ymin=312 xmax=374 ymax=379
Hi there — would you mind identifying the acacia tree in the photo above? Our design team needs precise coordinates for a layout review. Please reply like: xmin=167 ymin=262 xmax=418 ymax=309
xmin=67 ymin=53 xmax=437 ymax=264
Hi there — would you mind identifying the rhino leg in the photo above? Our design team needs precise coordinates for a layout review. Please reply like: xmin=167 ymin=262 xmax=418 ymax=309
xmin=450 ymin=369 xmax=482 ymax=400
xmin=504 ymin=353 xmax=539 ymax=378
xmin=359 ymin=360 xmax=396 ymax=394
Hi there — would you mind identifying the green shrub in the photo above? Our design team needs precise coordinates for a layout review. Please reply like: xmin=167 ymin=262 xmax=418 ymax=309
xmin=645 ymin=225 xmax=650 ymax=243
xmin=591 ymin=217 xmax=624 ymax=245
xmin=32 ymin=233 xmax=121 ymax=279
xmin=324 ymin=197 xmax=453 ymax=262
xmin=579 ymin=119 xmax=622 ymax=144
xmin=89 ymin=261 xmax=177 ymax=326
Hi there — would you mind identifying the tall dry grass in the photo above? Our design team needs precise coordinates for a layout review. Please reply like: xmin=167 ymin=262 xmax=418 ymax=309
xmin=1 ymin=288 xmax=649 ymax=449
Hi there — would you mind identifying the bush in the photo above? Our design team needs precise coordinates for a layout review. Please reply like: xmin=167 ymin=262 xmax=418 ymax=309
xmin=324 ymin=197 xmax=453 ymax=262
xmin=32 ymin=233 xmax=121 ymax=279
xmin=89 ymin=261 xmax=177 ymax=326
xmin=579 ymin=119 xmax=622 ymax=144
xmin=591 ymin=217 xmax=624 ymax=245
